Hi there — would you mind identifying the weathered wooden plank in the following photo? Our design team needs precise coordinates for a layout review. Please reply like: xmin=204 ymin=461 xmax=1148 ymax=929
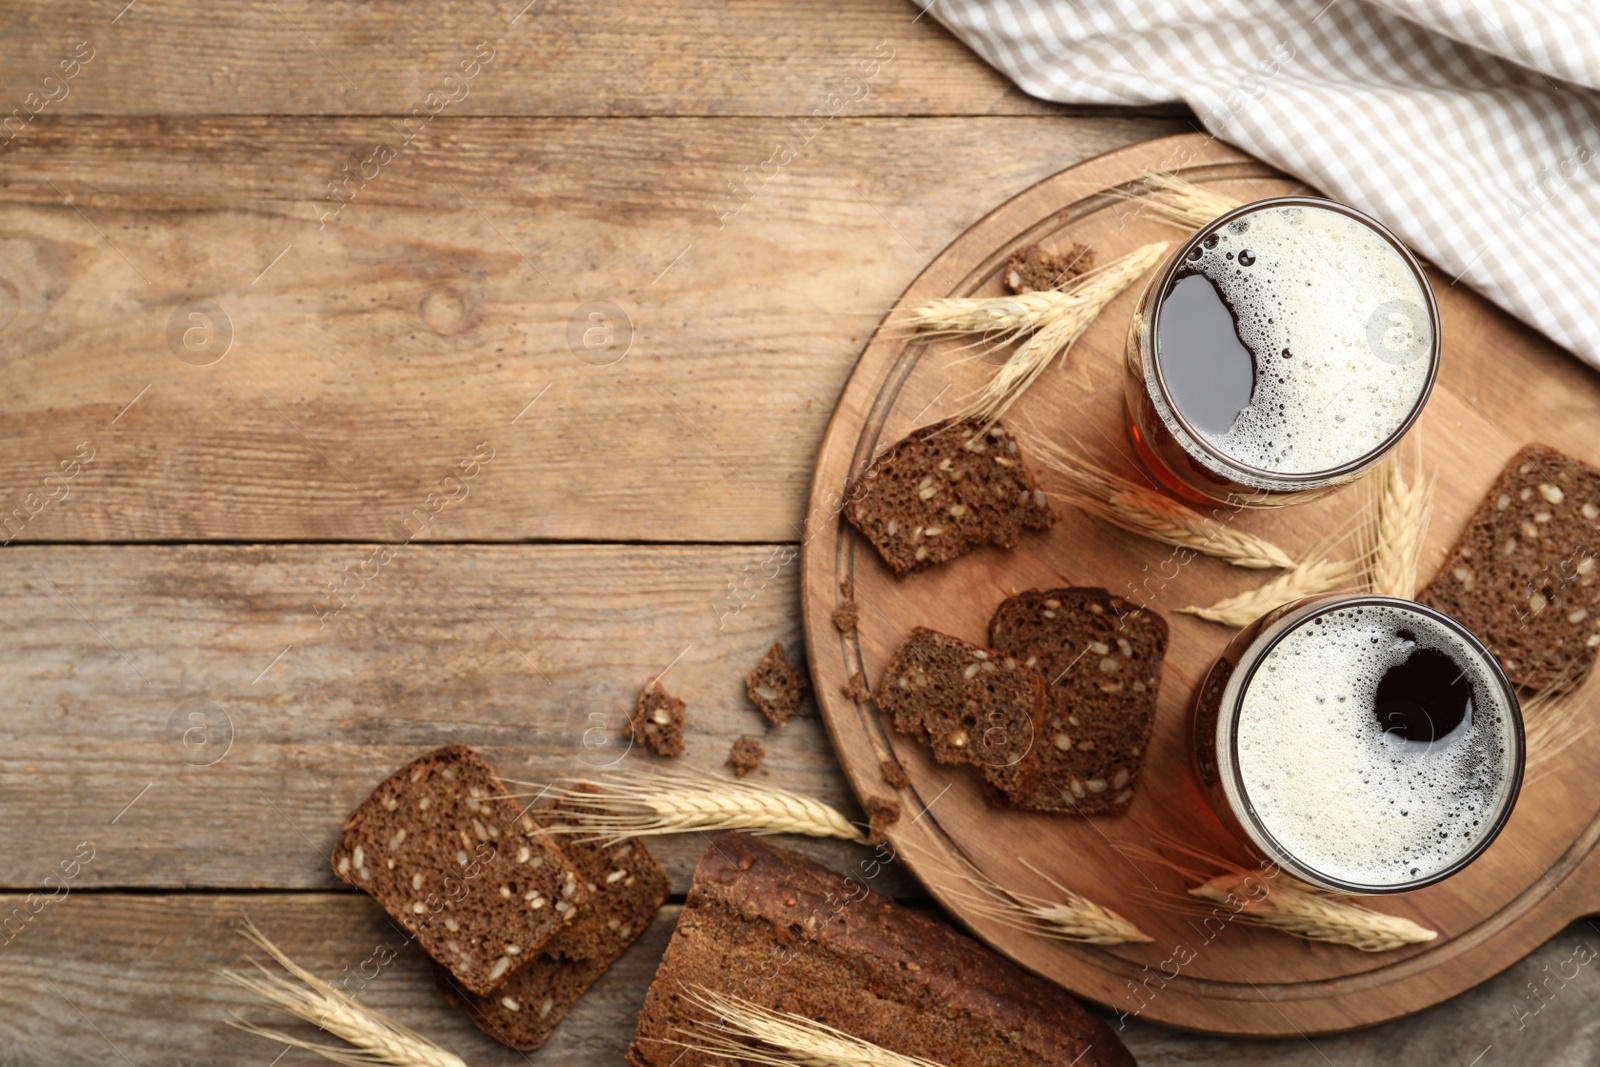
xmin=0 ymin=0 xmax=1184 ymax=120
xmin=3 ymin=892 xmax=1597 ymax=1065
xmin=0 ymin=543 xmax=915 ymax=894
xmin=0 ymin=115 xmax=1187 ymax=543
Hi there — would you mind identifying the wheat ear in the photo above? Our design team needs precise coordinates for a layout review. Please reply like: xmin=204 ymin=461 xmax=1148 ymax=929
xmin=1179 ymin=558 xmax=1358 ymax=627
xmin=662 ymin=987 xmax=948 ymax=1067
xmin=502 ymin=770 xmax=868 ymax=844
xmin=1120 ymin=837 xmax=1437 ymax=953
xmin=955 ymin=243 xmax=1169 ymax=424
xmin=1116 ymin=171 xmax=1246 ymax=231
xmin=891 ymin=835 xmax=1148 ymax=945
xmin=1189 ymin=872 xmax=1438 ymax=953
xmin=221 ymin=921 xmax=467 ymax=1067
xmin=1021 ymin=430 xmax=1296 ymax=569
xmin=1364 ymin=448 xmax=1435 ymax=599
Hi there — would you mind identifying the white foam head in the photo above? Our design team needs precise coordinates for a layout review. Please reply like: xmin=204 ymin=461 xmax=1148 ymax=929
xmin=1223 ymin=600 xmax=1518 ymax=890
xmin=1153 ymin=201 xmax=1435 ymax=483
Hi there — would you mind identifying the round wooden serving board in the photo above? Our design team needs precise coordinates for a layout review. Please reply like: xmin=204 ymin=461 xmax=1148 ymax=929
xmin=801 ymin=134 xmax=1600 ymax=1037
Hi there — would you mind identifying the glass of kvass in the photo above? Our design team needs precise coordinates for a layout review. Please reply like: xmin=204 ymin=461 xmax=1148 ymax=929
xmin=1190 ymin=594 xmax=1524 ymax=894
xmin=1125 ymin=196 xmax=1440 ymax=507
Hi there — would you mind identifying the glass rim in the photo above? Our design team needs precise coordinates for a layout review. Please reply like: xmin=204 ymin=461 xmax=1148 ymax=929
xmin=1220 ymin=593 xmax=1524 ymax=895
xmin=1145 ymin=195 xmax=1443 ymax=489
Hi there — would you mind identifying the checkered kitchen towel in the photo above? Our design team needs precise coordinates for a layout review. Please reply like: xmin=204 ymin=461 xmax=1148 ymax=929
xmin=931 ymin=0 xmax=1600 ymax=368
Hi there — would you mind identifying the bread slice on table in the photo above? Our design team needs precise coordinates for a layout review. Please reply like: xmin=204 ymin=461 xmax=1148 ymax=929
xmin=626 ymin=833 xmax=1135 ymax=1067
xmin=1418 ymin=444 xmax=1600 ymax=693
xmin=990 ymin=587 xmax=1168 ymax=814
xmin=843 ymin=418 xmax=1055 ymax=576
xmin=874 ymin=626 xmax=1045 ymax=800
xmin=331 ymin=744 xmax=589 ymax=995
xmin=434 ymin=785 xmax=670 ymax=1050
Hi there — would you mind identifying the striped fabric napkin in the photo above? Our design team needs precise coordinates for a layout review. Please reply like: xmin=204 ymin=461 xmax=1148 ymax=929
xmin=930 ymin=0 xmax=1600 ymax=368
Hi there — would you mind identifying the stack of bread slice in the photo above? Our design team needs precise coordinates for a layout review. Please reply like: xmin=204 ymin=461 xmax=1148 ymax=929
xmin=332 ymin=744 xmax=669 ymax=1050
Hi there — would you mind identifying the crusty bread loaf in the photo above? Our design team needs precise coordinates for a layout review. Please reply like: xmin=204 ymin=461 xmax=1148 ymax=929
xmin=626 ymin=834 xmax=1135 ymax=1067
xmin=843 ymin=419 xmax=1055 ymax=576
xmin=874 ymin=627 xmax=1044 ymax=801
xmin=990 ymin=588 xmax=1167 ymax=814
xmin=331 ymin=745 xmax=588 ymax=995
xmin=1419 ymin=444 xmax=1600 ymax=692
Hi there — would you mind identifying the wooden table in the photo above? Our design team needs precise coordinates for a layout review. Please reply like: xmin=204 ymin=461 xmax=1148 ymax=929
xmin=0 ymin=3 xmax=1593 ymax=1063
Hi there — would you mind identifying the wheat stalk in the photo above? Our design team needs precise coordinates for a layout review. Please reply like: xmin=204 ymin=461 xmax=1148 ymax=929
xmin=221 ymin=921 xmax=467 ymax=1067
xmin=1524 ymin=662 xmax=1594 ymax=773
xmin=502 ymin=769 xmax=868 ymax=844
xmin=663 ymin=987 xmax=948 ymax=1067
xmin=901 ymin=243 xmax=1168 ymax=426
xmin=1188 ymin=871 xmax=1438 ymax=953
xmin=1363 ymin=448 xmax=1435 ymax=599
xmin=894 ymin=836 xmax=1148 ymax=945
xmin=1179 ymin=558 xmax=1358 ymax=628
xmin=900 ymin=289 xmax=1079 ymax=340
xmin=1021 ymin=430 xmax=1296 ymax=569
xmin=1116 ymin=171 xmax=1246 ymax=231
xmin=1120 ymin=837 xmax=1436 ymax=953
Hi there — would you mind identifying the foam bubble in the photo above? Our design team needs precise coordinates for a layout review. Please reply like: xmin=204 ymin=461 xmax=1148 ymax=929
xmin=1232 ymin=603 xmax=1514 ymax=888
xmin=1155 ymin=203 xmax=1433 ymax=480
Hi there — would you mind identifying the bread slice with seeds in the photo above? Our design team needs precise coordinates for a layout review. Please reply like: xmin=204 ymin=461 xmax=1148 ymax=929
xmin=435 ymin=786 xmax=670 ymax=1050
xmin=874 ymin=627 xmax=1044 ymax=799
xmin=1419 ymin=444 xmax=1600 ymax=692
xmin=843 ymin=418 xmax=1054 ymax=576
xmin=989 ymin=588 xmax=1168 ymax=814
xmin=331 ymin=744 xmax=590 ymax=995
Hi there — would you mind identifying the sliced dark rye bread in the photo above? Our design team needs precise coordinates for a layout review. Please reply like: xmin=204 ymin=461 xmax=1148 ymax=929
xmin=331 ymin=744 xmax=589 ymax=995
xmin=746 ymin=642 xmax=809 ymax=726
xmin=989 ymin=588 xmax=1168 ymax=814
xmin=1419 ymin=444 xmax=1600 ymax=692
xmin=874 ymin=626 xmax=1044 ymax=800
xmin=539 ymin=786 xmax=672 ymax=962
xmin=1003 ymin=242 xmax=1095 ymax=293
xmin=626 ymin=834 xmax=1135 ymax=1067
xmin=434 ymin=956 xmax=609 ymax=1052
xmin=434 ymin=786 xmax=671 ymax=1050
xmin=629 ymin=683 xmax=687 ymax=756
xmin=842 ymin=419 xmax=1055 ymax=576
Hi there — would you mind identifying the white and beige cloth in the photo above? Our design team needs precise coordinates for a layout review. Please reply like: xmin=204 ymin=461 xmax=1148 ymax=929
xmin=929 ymin=0 xmax=1600 ymax=368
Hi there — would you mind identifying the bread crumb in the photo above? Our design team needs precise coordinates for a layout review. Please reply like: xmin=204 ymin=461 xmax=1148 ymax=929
xmin=864 ymin=796 xmax=900 ymax=845
xmin=728 ymin=737 xmax=765 ymax=778
xmin=1003 ymin=242 xmax=1095 ymax=293
xmin=879 ymin=758 xmax=910 ymax=789
xmin=745 ymin=642 xmax=809 ymax=727
xmin=628 ymin=684 xmax=686 ymax=757
xmin=832 ymin=577 xmax=859 ymax=633
xmin=840 ymin=671 xmax=871 ymax=702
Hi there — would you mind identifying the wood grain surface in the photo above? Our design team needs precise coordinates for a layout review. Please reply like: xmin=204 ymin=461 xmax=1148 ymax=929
xmin=0 ymin=116 xmax=1182 ymax=543
xmin=803 ymin=135 xmax=1600 ymax=1035
xmin=2 ymin=0 xmax=1597 ymax=1063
